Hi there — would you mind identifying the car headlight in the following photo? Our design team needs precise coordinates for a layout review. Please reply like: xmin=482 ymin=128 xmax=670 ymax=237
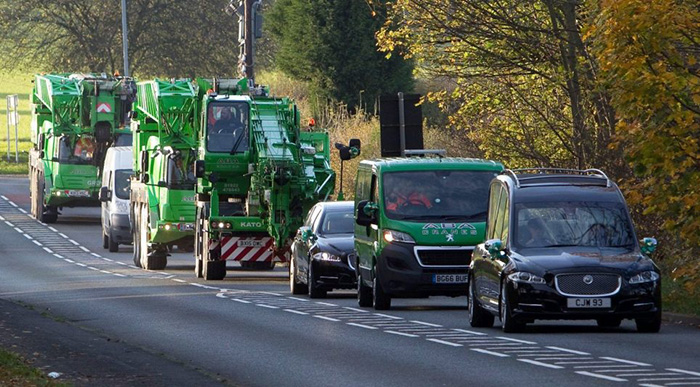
xmin=508 ymin=272 xmax=546 ymax=284
xmin=383 ymin=230 xmax=415 ymax=244
xmin=629 ymin=271 xmax=660 ymax=284
xmin=313 ymin=252 xmax=341 ymax=262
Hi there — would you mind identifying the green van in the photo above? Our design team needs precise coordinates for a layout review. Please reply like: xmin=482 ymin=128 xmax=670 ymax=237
xmin=354 ymin=157 xmax=504 ymax=310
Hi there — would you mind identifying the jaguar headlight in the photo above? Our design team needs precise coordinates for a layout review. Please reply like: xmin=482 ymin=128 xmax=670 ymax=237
xmin=508 ymin=272 xmax=546 ymax=284
xmin=313 ymin=252 xmax=341 ymax=262
xmin=629 ymin=271 xmax=660 ymax=284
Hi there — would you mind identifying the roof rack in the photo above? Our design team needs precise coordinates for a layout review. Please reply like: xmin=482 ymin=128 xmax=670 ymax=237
xmin=502 ymin=168 xmax=611 ymax=188
xmin=404 ymin=149 xmax=446 ymax=158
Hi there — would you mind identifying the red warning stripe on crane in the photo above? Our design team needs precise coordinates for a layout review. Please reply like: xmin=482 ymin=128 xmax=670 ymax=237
xmin=216 ymin=236 xmax=275 ymax=262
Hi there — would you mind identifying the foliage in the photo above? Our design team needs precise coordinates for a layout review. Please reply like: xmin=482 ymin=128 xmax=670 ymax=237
xmin=373 ymin=0 xmax=624 ymax=172
xmin=589 ymin=0 xmax=700 ymax=289
xmin=0 ymin=0 xmax=243 ymax=77
xmin=266 ymin=0 xmax=414 ymax=110
xmin=0 ymin=348 xmax=67 ymax=386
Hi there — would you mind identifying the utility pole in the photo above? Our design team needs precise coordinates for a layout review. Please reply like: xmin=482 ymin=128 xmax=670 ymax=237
xmin=244 ymin=0 xmax=254 ymax=85
xmin=121 ymin=0 xmax=130 ymax=77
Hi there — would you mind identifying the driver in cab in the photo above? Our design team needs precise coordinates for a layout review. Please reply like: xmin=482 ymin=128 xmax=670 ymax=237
xmin=386 ymin=182 xmax=432 ymax=212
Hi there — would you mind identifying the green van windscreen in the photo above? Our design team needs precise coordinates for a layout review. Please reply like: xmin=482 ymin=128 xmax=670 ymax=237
xmin=383 ymin=170 xmax=498 ymax=221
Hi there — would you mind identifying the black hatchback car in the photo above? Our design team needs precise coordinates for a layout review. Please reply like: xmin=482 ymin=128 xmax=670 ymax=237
xmin=290 ymin=201 xmax=356 ymax=298
xmin=469 ymin=169 xmax=661 ymax=333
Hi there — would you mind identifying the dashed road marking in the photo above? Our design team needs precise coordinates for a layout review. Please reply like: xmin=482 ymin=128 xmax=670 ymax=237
xmin=347 ymin=322 xmax=378 ymax=330
xmin=547 ymin=346 xmax=590 ymax=355
xmin=32 ymin=240 xmax=42 ymax=246
xmin=386 ymin=330 xmax=418 ymax=338
xmin=410 ymin=320 xmax=442 ymax=327
xmin=284 ymin=309 xmax=308 ymax=315
xmin=471 ymin=348 xmax=509 ymax=357
xmin=314 ymin=315 xmax=340 ymax=322
xmin=602 ymin=357 xmax=651 ymax=367
xmin=575 ymin=371 xmax=627 ymax=382
xmin=668 ymin=369 xmax=700 ymax=377
xmin=256 ymin=304 xmax=278 ymax=309
xmin=427 ymin=338 xmax=461 ymax=347
xmin=288 ymin=297 xmax=309 ymax=302
xmin=518 ymin=359 xmax=564 ymax=369
xmin=231 ymin=299 xmax=251 ymax=304
xmin=79 ymin=246 xmax=90 ymax=252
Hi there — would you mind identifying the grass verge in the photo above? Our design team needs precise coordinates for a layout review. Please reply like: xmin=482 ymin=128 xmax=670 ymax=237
xmin=0 ymin=348 xmax=68 ymax=386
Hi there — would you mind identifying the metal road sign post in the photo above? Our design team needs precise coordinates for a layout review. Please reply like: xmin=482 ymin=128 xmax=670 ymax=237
xmin=6 ymin=94 xmax=19 ymax=162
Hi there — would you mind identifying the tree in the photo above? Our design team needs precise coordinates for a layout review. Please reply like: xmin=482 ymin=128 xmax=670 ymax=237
xmin=0 ymin=0 xmax=243 ymax=77
xmin=374 ymin=0 xmax=620 ymax=170
xmin=590 ymin=0 xmax=700 ymax=285
xmin=266 ymin=0 xmax=413 ymax=109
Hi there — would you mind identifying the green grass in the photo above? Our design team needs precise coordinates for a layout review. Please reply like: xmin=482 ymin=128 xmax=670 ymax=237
xmin=0 ymin=72 xmax=33 ymax=174
xmin=0 ymin=348 xmax=69 ymax=386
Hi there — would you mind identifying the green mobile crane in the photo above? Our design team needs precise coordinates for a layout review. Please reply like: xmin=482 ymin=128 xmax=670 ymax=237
xmin=192 ymin=78 xmax=335 ymax=280
xmin=129 ymin=79 xmax=198 ymax=270
xmin=29 ymin=73 xmax=136 ymax=223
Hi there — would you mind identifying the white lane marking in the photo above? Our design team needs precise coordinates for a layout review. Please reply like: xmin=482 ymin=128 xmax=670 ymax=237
xmin=79 ymin=246 xmax=90 ymax=252
xmin=575 ymin=371 xmax=627 ymax=382
xmin=315 ymin=301 xmax=337 ymax=307
xmin=555 ymin=360 xmax=613 ymax=365
xmin=128 ymin=265 xmax=139 ymax=269
xmin=231 ymin=299 xmax=251 ymax=304
xmin=284 ymin=309 xmax=308 ymax=315
xmin=471 ymin=348 xmax=509 ymax=357
xmin=617 ymin=372 xmax=676 ymax=377
xmin=23 ymin=234 xmax=32 ymax=239
xmin=410 ymin=320 xmax=442 ymax=327
xmin=48 ymin=226 xmax=58 ymax=232
xmin=4 ymin=221 xmax=14 ymax=227
xmin=259 ymin=291 xmax=282 ymax=296
xmin=518 ymin=359 xmax=564 ymax=369
xmin=347 ymin=322 xmax=378 ymax=330
xmin=18 ymin=208 xmax=26 ymax=214
xmin=64 ymin=259 xmax=75 ymax=263
xmin=0 ymin=195 xmax=7 ymax=200
xmin=75 ymin=263 xmax=86 ymax=267
xmin=344 ymin=307 xmax=369 ymax=313
xmin=99 ymin=270 xmax=111 ymax=274
xmin=546 ymin=346 xmax=590 ymax=355
xmin=113 ymin=273 xmax=127 ymax=277
xmin=189 ymin=283 xmax=213 ymax=289
xmin=14 ymin=227 xmax=23 ymax=233
xmin=497 ymin=336 xmax=537 ymax=345
xmin=88 ymin=267 xmax=99 ymax=271
xmin=0 ymin=215 xmax=4 ymax=220
xmin=59 ymin=233 xmax=68 ymax=238
xmin=373 ymin=313 xmax=403 ymax=320
xmin=638 ymin=377 xmax=700 ymax=382
xmin=172 ymin=279 xmax=186 ymax=283
xmin=314 ymin=315 xmax=340 ymax=322
xmin=102 ymin=258 xmax=113 ymax=262
xmin=116 ymin=261 xmax=127 ymax=265
xmin=43 ymin=247 xmax=53 ymax=254
xmin=69 ymin=239 xmax=80 ymax=245
xmin=667 ymin=369 xmax=700 ymax=377
xmin=638 ymin=384 xmax=666 ymax=387
xmin=216 ymin=293 xmax=228 ymax=299
xmin=53 ymin=254 xmax=64 ymax=259
xmin=256 ymin=304 xmax=278 ymax=309
xmin=32 ymin=240 xmax=42 ymax=246
xmin=386 ymin=330 xmax=418 ymax=338
xmin=91 ymin=252 xmax=101 ymax=257
xmin=427 ymin=338 xmax=462 ymax=347
xmin=288 ymin=297 xmax=309 ymax=302
xmin=452 ymin=329 xmax=487 ymax=336
xmin=574 ymin=365 xmax=637 ymax=369
xmin=157 ymin=272 xmax=169 ymax=275
xmin=8 ymin=201 xmax=17 ymax=207
xmin=601 ymin=357 xmax=651 ymax=366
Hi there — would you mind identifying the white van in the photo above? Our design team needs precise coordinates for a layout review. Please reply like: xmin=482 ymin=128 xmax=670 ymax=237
xmin=99 ymin=146 xmax=133 ymax=252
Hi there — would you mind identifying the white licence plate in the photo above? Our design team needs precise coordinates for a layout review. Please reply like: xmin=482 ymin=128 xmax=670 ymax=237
xmin=567 ymin=298 xmax=611 ymax=308
xmin=433 ymin=274 xmax=469 ymax=284
xmin=237 ymin=240 xmax=264 ymax=247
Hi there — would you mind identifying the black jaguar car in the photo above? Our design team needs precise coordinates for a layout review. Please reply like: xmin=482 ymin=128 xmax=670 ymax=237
xmin=290 ymin=201 xmax=356 ymax=298
xmin=469 ymin=169 xmax=661 ymax=333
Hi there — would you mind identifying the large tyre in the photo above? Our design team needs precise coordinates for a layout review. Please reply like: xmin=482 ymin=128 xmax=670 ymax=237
xmin=289 ymin=257 xmax=308 ymax=295
xmin=102 ymin=231 xmax=109 ymax=249
xmin=35 ymin=172 xmax=57 ymax=223
xmin=308 ymin=262 xmax=326 ymax=299
xmin=132 ymin=204 xmax=141 ymax=267
xmin=202 ymin=220 xmax=226 ymax=281
xmin=140 ymin=205 xmax=167 ymax=270
xmin=357 ymin=270 xmax=372 ymax=307
xmin=108 ymin=231 xmax=119 ymax=252
xmin=469 ymin=276 xmax=495 ymax=328
xmin=500 ymin=281 xmax=525 ymax=333
xmin=194 ymin=207 xmax=204 ymax=278
xmin=372 ymin=265 xmax=391 ymax=310
xmin=636 ymin=312 xmax=661 ymax=333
